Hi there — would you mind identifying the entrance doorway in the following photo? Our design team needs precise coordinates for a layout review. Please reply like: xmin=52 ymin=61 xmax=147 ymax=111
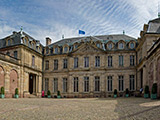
xmin=29 ymin=74 xmax=36 ymax=94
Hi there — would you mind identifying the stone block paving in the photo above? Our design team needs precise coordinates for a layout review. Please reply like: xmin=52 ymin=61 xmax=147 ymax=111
xmin=0 ymin=98 xmax=160 ymax=120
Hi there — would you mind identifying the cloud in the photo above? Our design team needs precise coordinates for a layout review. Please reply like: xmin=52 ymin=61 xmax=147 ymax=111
xmin=0 ymin=0 xmax=158 ymax=45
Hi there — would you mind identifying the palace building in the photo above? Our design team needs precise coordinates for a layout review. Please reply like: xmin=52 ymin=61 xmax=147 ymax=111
xmin=0 ymin=17 xmax=160 ymax=98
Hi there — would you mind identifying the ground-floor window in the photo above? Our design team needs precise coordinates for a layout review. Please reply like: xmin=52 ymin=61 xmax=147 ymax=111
xmin=95 ymin=76 xmax=100 ymax=92
xmin=84 ymin=77 xmax=89 ymax=92
xmin=74 ymin=77 xmax=78 ymax=92
xmin=45 ymin=78 xmax=49 ymax=92
xmin=107 ymin=76 xmax=112 ymax=91
xmin=63 ymin=78 xmax=67 ymax=93
xmin=119 ymin=76 xmax=124 ymax=91
xmin=53 ymin=78 xmax=58 ymax=93
xmin=130 ymin=75 xmax=135 ymax=91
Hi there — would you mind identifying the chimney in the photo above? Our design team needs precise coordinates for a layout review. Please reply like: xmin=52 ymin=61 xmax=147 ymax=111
xmin=46 ymin=37 xmax=52 ymax=46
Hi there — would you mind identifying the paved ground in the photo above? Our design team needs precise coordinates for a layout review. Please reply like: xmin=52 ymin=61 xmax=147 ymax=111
xmin=0 ymin=98 xmax=160 ymax=120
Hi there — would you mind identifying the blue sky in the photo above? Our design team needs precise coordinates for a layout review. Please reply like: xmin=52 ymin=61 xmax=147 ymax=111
xmin=0 ymin=0 xmax=159 ymax=45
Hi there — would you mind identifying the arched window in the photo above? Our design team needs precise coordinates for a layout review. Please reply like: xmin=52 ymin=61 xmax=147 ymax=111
xmin=55 ymin=47 xmax=58 ymax=54
xmin=108 ymin=43 xmax=112 ymax=49
xmin=8 ymin=39 xmax=11 ymax=46
xmin=75 ymin=44 xmax=78 ymax=49
xmin=130 ymin=42 xmax=135 ymax=49
xmin=119 ymin=42 xmax=124 ymax=49
xmin=64 ymin=46 xmax=68 ymax=53
xmin=96 ymin=43 xmax=100 ymax=48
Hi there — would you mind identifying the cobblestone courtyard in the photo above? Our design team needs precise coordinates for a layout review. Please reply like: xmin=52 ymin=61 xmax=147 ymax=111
xmin=0 ymin=98 xmax=160 ymax=120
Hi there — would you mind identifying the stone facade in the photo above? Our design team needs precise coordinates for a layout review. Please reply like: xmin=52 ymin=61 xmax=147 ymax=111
xmin=1 ymin=17 xmax=160 ymax=98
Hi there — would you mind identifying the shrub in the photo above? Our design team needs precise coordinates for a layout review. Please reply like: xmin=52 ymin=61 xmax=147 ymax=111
xmin=114 ymin=89 xmax=117 ymax=95
xmin=144 ymin=85 xmax=149 ymax=94
xmin=126 ymin=88 xmax=129 ymax=94
xmin=47 ymin=90 xmax=51 ymax=96
xmin=1 ymin=87 xmax=4 ymax=95
xmin=15 ymin=88 xmax=18 ymax=95
xmin=57 ymin=90 xmax=60 ymax=96
xmin=152 ymin=83 xmax=157 ymax=94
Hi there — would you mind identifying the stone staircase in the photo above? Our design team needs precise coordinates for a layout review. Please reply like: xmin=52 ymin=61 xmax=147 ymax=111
xmin=29 ymin=94 xmax=38 ymax=98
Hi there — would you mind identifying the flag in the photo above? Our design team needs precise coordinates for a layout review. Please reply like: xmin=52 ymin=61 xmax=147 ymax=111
xmin=79 ymin=30 xmax=85 ymax=35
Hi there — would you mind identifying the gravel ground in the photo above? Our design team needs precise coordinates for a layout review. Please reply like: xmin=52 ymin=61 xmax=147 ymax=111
xmin=0 ymin=98 xmax=160 ymax=120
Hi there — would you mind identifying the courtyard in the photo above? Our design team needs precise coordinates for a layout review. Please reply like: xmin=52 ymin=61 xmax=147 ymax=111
xmin=0 ymin=98 xmax=160 ymax=120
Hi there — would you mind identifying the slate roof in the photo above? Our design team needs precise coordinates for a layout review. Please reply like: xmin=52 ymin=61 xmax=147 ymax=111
xmin=48 ymin=34 xmax=136 ymax=47
xmin=147 ymin=18 xmax=160 ymax=33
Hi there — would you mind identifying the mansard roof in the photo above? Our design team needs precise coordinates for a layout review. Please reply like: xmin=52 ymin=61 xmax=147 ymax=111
xmin=48 ymin=34 xmax=136 ymax=47
xmin=147 ymin=18 xmax=160 ymax=33
xmin=0 ymin=31 xmax=44 ymax=53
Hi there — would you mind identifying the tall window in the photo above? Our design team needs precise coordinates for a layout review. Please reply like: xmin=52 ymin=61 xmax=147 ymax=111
xmin=95 ymin=56 xmax=100 ymax=67
xmin=53 ymin=78 xmax=58 ymax=92
xmin=63 ymin=78 xmax=67 ymax=93
xmin=130 ymin=42 xmax=135 ymax=49
xmin=14 ymin=51 xmax=17 ymax=59
xmin=95 ymin=76 xmax=100 ymax=92
xmin=45 ymin=78 xmax=49 ymax=92
xmin=84 ymin=57 xmax=89 ymax=68
xmin=119 ymin=76 xmax=124 ymax=91
xmin=130 ymin=75 xmax=135 ymax=91
xmin=130 ymin=55 xmax=135 ymax=66
xmin=8 ymin=39 xmax=11 ymax=46
xmin=74 ymin=57 xmax=78 ymax=68
xmin=64 ymin=46 xmax=68 ymax=53
xmin=32 ymin=55 xmax=35 ymax=66
xmin=108 ymin=43 xmax=112 ymax=49
xmin=119 ymin=42 xmax=124 ymax=49
xmin=96 ymin=43 xmax=100 ymax=48
xmin=119 ymin=55 xmax=123 ymax=66
xmin=45 ymin=60 xmax=49 ymax=70
xmin=63 ymin=59 xmax=68 ymax=69
xmin=54 ymin=59 xmax=58 ymax=70
xmin=107 ymin=76 xmax=112 ymax=91
xmin=74 ymin=77 xmax=78 ymax=92
xmin=84 ymin=77 xmax=89 ymax=92
xmin=55 ymin=47 xmax=58 ymax=54
xmin=108 ymin=56 xmax=112 ymax=67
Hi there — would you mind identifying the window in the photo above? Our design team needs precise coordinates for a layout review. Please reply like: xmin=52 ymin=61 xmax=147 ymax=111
xmin=73 ymin=77 xmax=78 ymax=92
xmin=45 ymin=60 xmax=49 ymax=70
xmin=130 ymin=42 xmax=135 ymax=49
xmin=63 ymin=78 xmax=67 ymax=93
xmin=84 ymin=57 xmax=89 ymax=68
xmin=14 ymin=51 xmax=17 ymax=59
xmin=95 ymin=76 xmax=100 ymax=92
xmin=130 ymin=55 xmax=135 ymax=66
xmin=63 ymin=59 xmax=68 ymax=69
xmin=32 ymin=43 xmax=34 ymax=49
xmin=130 ymin=75 xmax=135 ymax=91
xmin=75 ymin=44 xmax=78 ymax=49
xmin=54 ymin=59 xmax=58 ymax=70
xmin=107 ymin=76 xmax=112 ymax=91
xmin=108 ymin=56 xmax=112 ymax=67
xmin=119 ymin=76 xmax=124 ymax=91
xmin=119 ymin=42 xmax=124 ymax=49
xmin=45 ymin=78 xmax=49 ymax=92
xmin=119 ymin=55 xmax=123 ymax=66
xmin=84 ymin=77 xmax=89 ymax=92
xmin=32 ymin=55 xmax=35 ymax=66
xmin=55 ymin=47 xmax=58 ymax=54
xmin=46 ymin=48 xmax=49 ymax=54
xmin=74 ymin=57 xmax=78 ymax=68
xmin=64 ymin=46 xmax=68 ymax=53
xmin=8 ymin=39 xmax=11 ymax=46
xmin=24 ymin=38 xmax=27 ymax=45
xmin=95 ymin=56 xmax=100 ymax=67
xmin=108 ymin=43 xmax=112 ymax=49
xmin=96 ymin=43 xmax=100 ymax=48
xmin=53 ymin=78 xmax=58 ymax=92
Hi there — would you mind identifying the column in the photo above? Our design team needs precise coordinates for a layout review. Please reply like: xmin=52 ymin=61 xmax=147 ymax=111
xmin=4 ymin=71 xmax=10 ymax=97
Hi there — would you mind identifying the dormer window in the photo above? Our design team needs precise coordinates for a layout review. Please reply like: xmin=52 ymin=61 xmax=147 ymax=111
xmin=75 ymin=45 xmax=78 ymax=49
xmin=64 ymin=46 xmax=68 ymax=53
xmin=96 ymin=43 xmax=100 ymax=48
xmin=130 ymin=42 xmax=135 ymax=49
xmin=46 ymin=48 xmax=49 ymax=54
xmin=55 ymin=47 xmax=58 ymax=54
xmin=32 ymin=43 xmax=34 ymax=49
xmin=108 ymin=43 xmax=112 ymax=49
xmin=8 ymin=39 xmax=11 ymax=46
xmin=119 ymin=42 xmax=124 ymax=49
